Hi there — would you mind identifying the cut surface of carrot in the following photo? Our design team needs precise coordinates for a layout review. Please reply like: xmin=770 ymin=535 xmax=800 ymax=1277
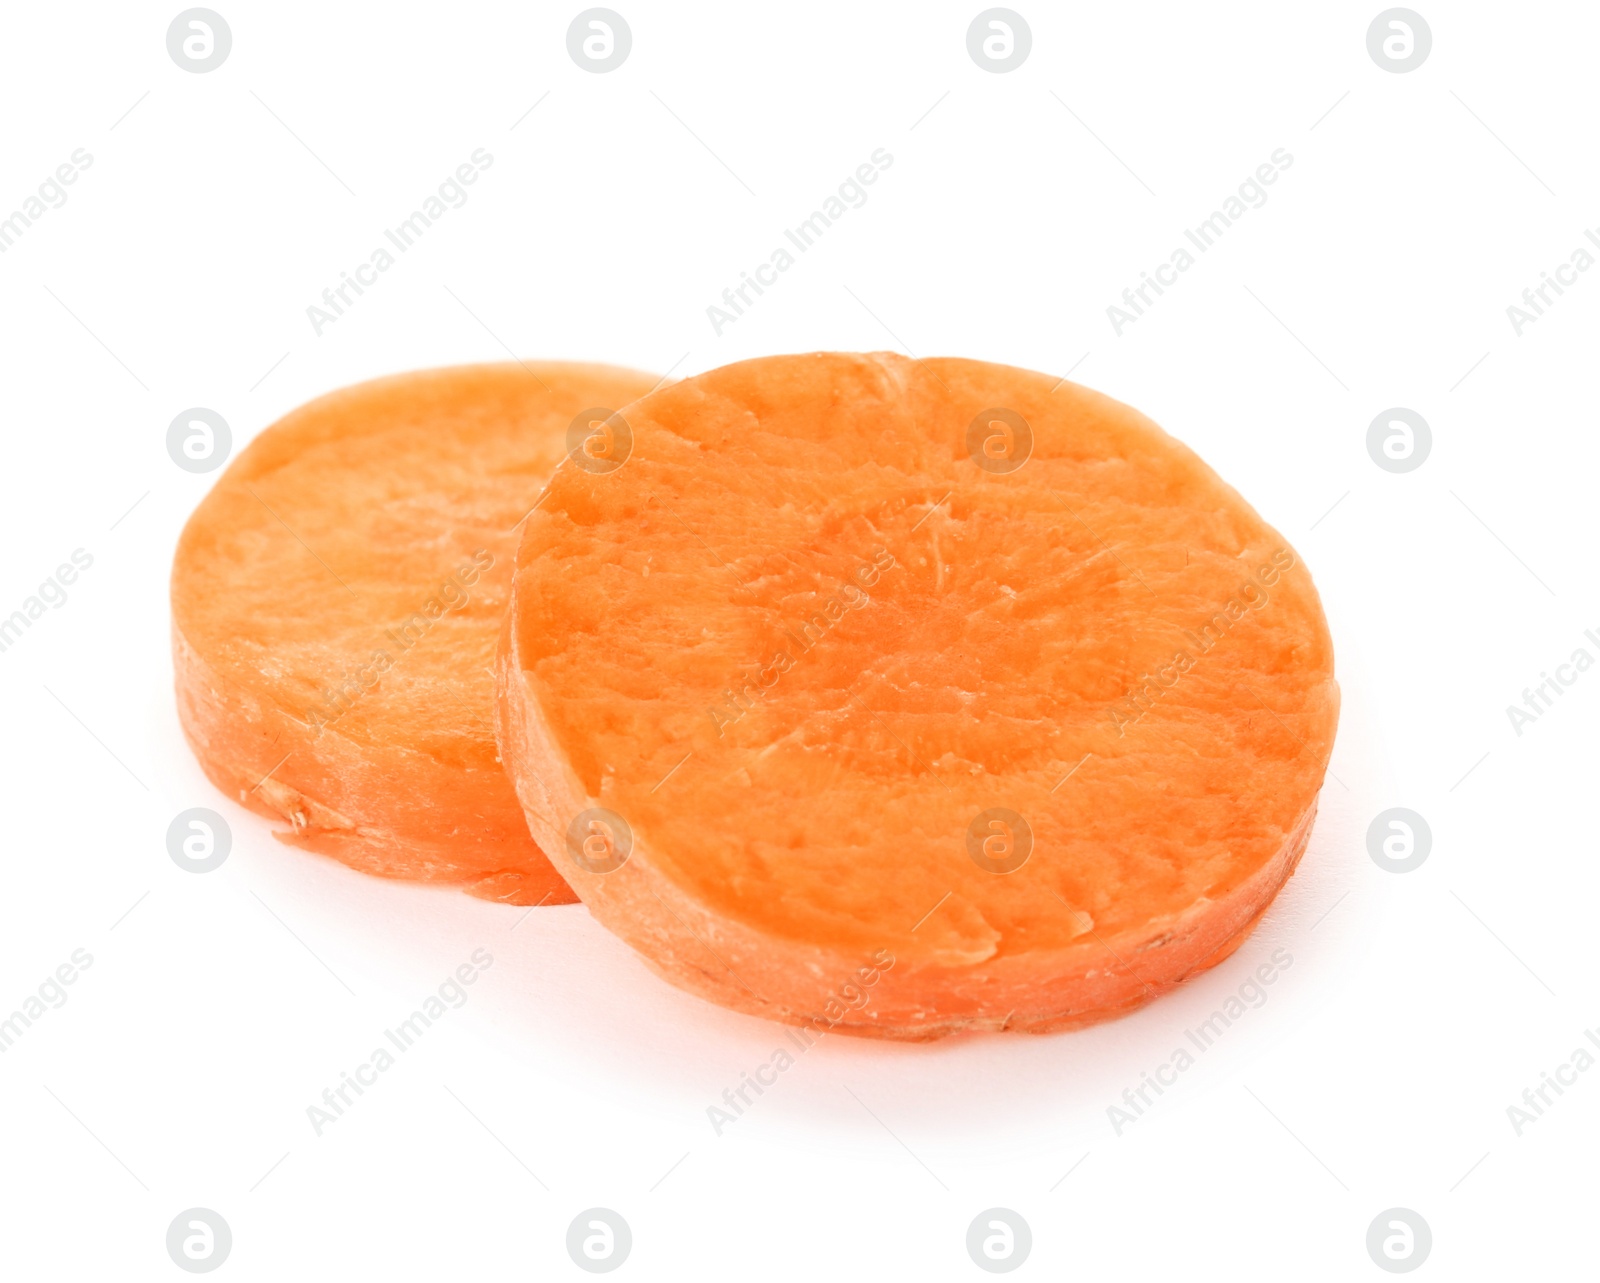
xmin=173 ymin=362 xmax=659 ymax=904
xmin=500 ymin=352 xmax=1338 ymax=1035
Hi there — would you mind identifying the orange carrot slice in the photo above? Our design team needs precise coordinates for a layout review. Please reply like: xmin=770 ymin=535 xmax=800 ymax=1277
xmin=173 ymin=362 xmax=659 ymax=904
xmin=499 ymin=352 xmax=1338 ymax=1034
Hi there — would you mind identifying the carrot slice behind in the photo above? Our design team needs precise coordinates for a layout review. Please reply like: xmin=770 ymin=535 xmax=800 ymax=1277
xmin=499 ymin=352 xmax=1338 ymax=1034
xmin=173 ymin=361 xmax=659 ymax=904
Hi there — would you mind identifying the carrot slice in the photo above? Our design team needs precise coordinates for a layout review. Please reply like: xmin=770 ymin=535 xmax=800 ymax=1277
xmin=173 ymin=362 xmax=659 ymax=904
xmin=499 ymin=352 xmax=1338 ymax=1035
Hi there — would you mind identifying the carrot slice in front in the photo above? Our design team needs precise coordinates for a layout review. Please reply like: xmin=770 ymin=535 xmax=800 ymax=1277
xmin=500 ymin=352 xmax=1338 ymax=1035
xmin=173 ymin=361 xmax=658 ymax=904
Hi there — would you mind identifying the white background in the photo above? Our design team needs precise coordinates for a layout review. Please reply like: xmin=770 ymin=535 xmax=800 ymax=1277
xmin=1 ymin=1 xmax=1595 ymax=1277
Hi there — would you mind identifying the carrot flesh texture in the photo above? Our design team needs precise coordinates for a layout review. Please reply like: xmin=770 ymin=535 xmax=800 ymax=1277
xmin=173 ymin=361 xmax=659 ymax=904
xmin=500 ymin=352 xmax=1338 ymax=1035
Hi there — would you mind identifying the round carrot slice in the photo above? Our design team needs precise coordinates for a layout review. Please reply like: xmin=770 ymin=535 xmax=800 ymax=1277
xmin=500 ymin=352 xmax=1339 ymax=1037
xmin=173 ymin=362 xmax=659 ymax=905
